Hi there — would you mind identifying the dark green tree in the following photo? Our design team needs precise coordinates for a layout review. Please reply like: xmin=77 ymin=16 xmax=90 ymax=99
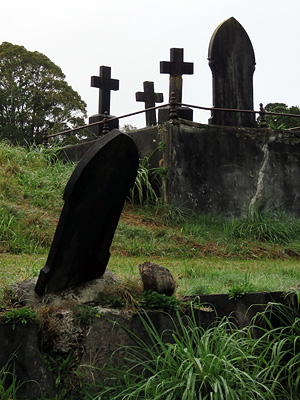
xmin=263 ymin=103 xmax=300 ymax=129
xmin=0 ymin=42 xmax=87 ymax=145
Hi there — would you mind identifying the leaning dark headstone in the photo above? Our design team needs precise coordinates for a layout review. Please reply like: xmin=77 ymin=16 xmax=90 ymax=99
xmin=158 ymin=48 xmax=194 ymax=123
xmin=35 ymin=130 xmax=139 ymax=296
xmin=208 ymin=17 xmax=256 ymax=127
xmin=135 ymin=81 xmax=163 ymax=126
xmin=89 ymin=66 xmax=119 ymax=136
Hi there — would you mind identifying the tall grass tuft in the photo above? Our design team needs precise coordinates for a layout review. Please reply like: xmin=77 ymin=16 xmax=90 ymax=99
xmin=85 ymin=295 xmax=300 ymax=399
xmin=87 ymin=315 xmax=267 ymax=399
xmin=251 ymin=291 xmax=300 ymax=398
xmin=129 ymin=156 xmax=160 ymax=206
xmin=0 ymin=354 xmax=22 ymax=399
xmin=229 ymin=210 xmax=300 ymax=244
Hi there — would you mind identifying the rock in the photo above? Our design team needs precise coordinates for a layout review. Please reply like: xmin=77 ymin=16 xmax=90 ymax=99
xmin=0 ymin=322 xmax=56 ymax=400
xmin=81 ymin=306 xmax=215 ymax=380
xmin=40 ymin=309 xmax=86 ymax=355
xmin=12 ymin=269 xmax=119 ymax=309
xmin=81 ymin=307 xmax=179 ymax=379
xmin=139 ymin=261 xmax=175 ymax=296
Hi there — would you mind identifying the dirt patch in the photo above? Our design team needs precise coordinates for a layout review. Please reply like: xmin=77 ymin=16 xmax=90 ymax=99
xmin=120 ymin=208 xmax=163 ymax=230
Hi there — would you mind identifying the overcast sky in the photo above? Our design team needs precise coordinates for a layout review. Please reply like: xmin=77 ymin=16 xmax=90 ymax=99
xmin=1 ymin=0 xmax=299 ymax=128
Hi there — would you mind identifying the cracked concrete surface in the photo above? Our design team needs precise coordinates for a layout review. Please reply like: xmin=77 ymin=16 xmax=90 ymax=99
xmin=249 ymin=142 xmax=270 ymax=214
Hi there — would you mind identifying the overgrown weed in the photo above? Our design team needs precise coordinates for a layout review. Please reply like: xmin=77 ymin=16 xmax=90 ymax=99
xmin=0 ymin=354 xmax=22 ymax=399
xmin=228 ymin=272 xmax=255 ymax=300
xmin=229 ymin=210 xmax=300 ymax=244
xmin=83 ymin=295 xmax=300 ymax=399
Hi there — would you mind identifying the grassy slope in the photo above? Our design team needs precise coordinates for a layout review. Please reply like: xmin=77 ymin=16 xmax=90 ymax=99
xmin=0 ymin=142 xmax=300 ymax=295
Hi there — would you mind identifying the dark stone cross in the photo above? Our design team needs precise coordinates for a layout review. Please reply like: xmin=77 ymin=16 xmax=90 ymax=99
xmin=91 ymin=66 xmax=119 ymax=115
xmin=158 ymin=48 xmax=194 ymax=123
xmin=35 ymin=130 xmax=139 ymax=296
xmin=135 ymin=81 xmax=163 ymax=126
xmin=89 ymin=66 xmax=120 ymax=136
xmin=208 ymin=17 xmax=256 ymax=127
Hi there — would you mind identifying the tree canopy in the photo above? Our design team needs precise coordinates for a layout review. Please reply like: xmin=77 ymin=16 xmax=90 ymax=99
xmin=0 ymin=42 xmax=87 ymax=145
xmin=264 ymin=103 xmax=300 ymax=129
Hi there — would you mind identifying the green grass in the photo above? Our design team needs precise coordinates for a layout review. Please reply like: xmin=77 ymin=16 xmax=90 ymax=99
xmin=1 ymin=141 xmax=300 ymax=297
xmin=1 ymin=254 xmax=300 ymax=297
xmin=106 ymin=256 xmax=300 ymax=296
xmin=1 ymin=141 xmax=300 ymax=398
xmin=0 ymin=143 xmax=74 ymax=254
xmin=0 ymin=354 xmax=22 ymax=399
xmin=80 ymin=293 xmax=300 ymax=399
xmin=229 ymin=210 xmax=300 ymax=244
xmin=0 ymin=254 xmax=45 ymax=287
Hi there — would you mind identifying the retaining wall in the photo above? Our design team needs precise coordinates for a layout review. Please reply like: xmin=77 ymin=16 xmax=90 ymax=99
xmin=62 ymin=121 xmax=300 ymax=218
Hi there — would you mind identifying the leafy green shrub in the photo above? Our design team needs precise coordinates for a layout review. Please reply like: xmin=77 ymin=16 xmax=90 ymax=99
xmin=72 ymin=305 xmax=101 ymax=325
xmin=136 ymin=290 xmax=181 ymax=312
xmin=43 ymin=352 xmax=77 ymax=389
xmin=1 ymin=307 xmax=38 ymax=330
xmin=93 ymin=289 xmax=181 ymax=312
xmin=228 ymin=273 xmax=255 ymax=300
xmin=96 ymin=292 xmax=127 ymax=309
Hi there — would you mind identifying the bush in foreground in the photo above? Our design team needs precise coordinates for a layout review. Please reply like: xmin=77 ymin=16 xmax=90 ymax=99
xmin=84 ymin=294 xmax=300 ymax=399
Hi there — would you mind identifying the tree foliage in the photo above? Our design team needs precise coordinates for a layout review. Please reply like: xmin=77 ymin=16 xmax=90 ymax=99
xmin=0 ymin=42 xmax=87 ymax=145
xmin=263 ymin=102 xmax=300 ymax=129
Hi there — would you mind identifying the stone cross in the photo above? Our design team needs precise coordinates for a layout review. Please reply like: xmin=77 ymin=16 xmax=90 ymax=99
xmin=91 ymin=66 xmax=119 ymax=115
xmin=158 ymin=48 xmax=194 ymax=123
xmin=89 ymin=66 xmax=119 ymax=136
xmin=160 ymin=48 xmax=193 ymax=103
xmin=208 ymin=17 xmax=256 ymax=127
xmin=35 ymin=130 xmax=139 ymax=296
xmin=135 ymin=81 xmax=163 ymax=126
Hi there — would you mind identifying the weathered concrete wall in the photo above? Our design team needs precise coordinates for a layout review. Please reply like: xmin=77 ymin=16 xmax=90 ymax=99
xmin=160 ymin=121 xmax=300 ymax=217
xmin=60 ymin=127 xmax=162 ymax=164
xmin=59 ymin=122 xmax=300 ymax=218
xmin=60 ymin=138 xmax=98 ymax=162
xmin=0 ymin=323 xmax=56 ymax=399
xmin=128 ymin=125 xmax=163 ymax=167
xmin=0 ymin=288 xmax=292 ymax=399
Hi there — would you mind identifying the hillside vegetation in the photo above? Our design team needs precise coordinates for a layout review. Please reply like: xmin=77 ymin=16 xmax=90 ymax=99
xmin=1 ymin=142 xmax=300 ymax=295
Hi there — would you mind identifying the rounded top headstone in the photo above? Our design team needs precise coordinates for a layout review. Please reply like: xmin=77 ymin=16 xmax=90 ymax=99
xmin=207 ymin=17 xmax=256 ymax=127
xmin=208 ymin=17 xmax=255 ymax=67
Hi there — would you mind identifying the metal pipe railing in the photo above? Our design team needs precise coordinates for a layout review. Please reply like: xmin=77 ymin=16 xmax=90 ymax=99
xmin=44 ymin=103 xmax=170 ymax=140
xmin=43 ymin=98 xmax=300 ymax=147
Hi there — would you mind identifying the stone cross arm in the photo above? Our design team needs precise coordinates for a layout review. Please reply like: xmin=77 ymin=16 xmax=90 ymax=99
xmin=135 ymin=81 xmax=163 ymax=126
xmin=135 ymin=81 xmax=163 ymax=107
xmin=160 ymin=48 xmax=194 ymax=76
xmin=160 ymin=48 xmax=194 ymax=104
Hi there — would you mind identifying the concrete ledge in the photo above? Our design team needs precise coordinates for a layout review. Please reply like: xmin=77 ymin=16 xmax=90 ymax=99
xmin=0 ymin=288 xmax=294 ymax=398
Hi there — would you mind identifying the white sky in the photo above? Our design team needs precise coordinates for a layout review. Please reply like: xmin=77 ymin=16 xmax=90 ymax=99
xmin=1 ymin=0 xmax=299 ymax=128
